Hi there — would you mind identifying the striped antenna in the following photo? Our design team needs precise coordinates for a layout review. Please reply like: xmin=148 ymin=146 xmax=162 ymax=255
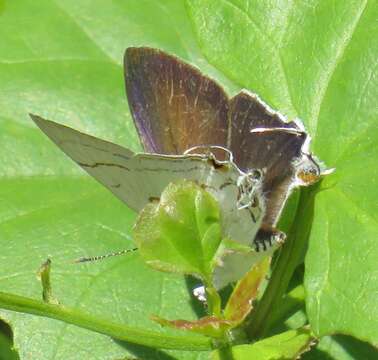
xmin=74 ymin=248 xmax=138 ymax=263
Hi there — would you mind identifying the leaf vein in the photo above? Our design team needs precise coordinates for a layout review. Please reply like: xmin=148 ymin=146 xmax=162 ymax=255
xmin=221 ymin=0 xmax=297 ymax=115
xmin=51 ymin=0 xmax=118 ymax=66
xmin=309 ymin=0 xmax=368 ymax=136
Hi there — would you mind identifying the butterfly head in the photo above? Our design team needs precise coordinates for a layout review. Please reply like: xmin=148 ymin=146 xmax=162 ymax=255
xmin=295 ymin=154 xmax=334 ymax=186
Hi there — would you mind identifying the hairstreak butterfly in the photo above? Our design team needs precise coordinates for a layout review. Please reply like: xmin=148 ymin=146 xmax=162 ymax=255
xmin=30 ymin=47 xmax=325 ymax=288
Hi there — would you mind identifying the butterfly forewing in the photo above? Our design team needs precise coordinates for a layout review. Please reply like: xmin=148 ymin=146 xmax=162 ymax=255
xmin=124 ymin=47 xmax=229 ymax=155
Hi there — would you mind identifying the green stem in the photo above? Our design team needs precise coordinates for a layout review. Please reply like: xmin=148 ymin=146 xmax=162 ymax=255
xmin=265 ymin=284 xmax=305 ymax=330
xmin=205 ymin=285 xmax=222 ymax=317
xmin=0 ymin=291 xmax=212 ymax=351
xmin=246 ymin=187 xmax=316 ymax=339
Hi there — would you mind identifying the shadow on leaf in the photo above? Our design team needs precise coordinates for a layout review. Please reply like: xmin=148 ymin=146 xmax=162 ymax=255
xmin=184 ymin=275 xmax=207 ymax=319
xmin=114 ymin=339 xmax=177 ymax=360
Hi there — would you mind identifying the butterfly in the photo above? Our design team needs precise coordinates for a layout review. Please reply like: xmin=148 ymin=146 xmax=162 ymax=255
xmin=124 ymin=48 xmax=322 ymax=240
xmin=30 ymin=47 xmax=322 ymax=288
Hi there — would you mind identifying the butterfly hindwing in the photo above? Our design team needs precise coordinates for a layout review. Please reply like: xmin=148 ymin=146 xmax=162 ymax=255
xmin=30 ymin=115 xmax=244 ymax=214
xmin=229 ymin=92 xmax=307 ymax=225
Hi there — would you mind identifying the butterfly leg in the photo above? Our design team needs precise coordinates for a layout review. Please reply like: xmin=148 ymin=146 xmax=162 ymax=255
xmin=254 ymin=226 xmax=286 ymax=252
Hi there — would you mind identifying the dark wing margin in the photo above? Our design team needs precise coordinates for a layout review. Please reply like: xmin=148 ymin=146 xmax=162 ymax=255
xmin=229 ymin=92 xmax=307 ymax=225
xmin=124 ymin=47 xmax=229 ymax=155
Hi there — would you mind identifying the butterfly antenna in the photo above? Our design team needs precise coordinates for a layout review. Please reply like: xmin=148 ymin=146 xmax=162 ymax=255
xmin=74 ymin=248 xmax=138 ymax=264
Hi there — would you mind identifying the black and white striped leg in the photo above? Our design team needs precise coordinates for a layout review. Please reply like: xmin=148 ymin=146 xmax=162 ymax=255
xmin=253 ymin=227 xmax=286 ymax=252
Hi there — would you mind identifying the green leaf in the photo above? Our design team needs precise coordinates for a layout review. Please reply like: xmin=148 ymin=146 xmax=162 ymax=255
xmin=302 ymin=334 xmax=378 ymax=360
xmin=187 ymin=0 xmax=378 ymax=346
xmin=211 ymin=328 xmax=314 ymax=360
xmin=0 ymin=1 xmax=220 ymax=359
xmin=2 ymin=0 xmax=377 ymax=358
xmin=304 ymin=2 xmax=378 ymax=345
xmin=133 ymin=180 xmax=222 ymax=281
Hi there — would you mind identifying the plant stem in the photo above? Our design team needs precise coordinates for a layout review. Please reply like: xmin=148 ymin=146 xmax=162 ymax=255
xmin=0 ymin=291 xmax=212 ymax=351
xmin=265 ymin=284 xmax=305 ymax=330
xmin=205 ymin=285 xmax=222 ymax=317
xmin=246 ymin=187 xmax=316 ymax=339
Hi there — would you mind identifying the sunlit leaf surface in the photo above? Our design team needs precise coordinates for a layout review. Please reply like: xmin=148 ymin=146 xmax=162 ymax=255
xmin=0 ymin=0 xmax=376 ymax=358
xmin=187 ymin=0 xmax=378 ymax=346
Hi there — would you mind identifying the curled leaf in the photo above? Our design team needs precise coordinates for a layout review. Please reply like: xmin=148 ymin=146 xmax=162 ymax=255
xmin=37 ymin=259 xmax=59 ymax=305
xmin=151 ymin=314 xmax=232 ymax=338
xmin=224 ymin=257 xmax=270 ymax=325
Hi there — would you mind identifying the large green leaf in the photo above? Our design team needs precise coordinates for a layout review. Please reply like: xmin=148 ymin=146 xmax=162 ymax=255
xmin=303 ymin=335 xmax=378 ymax=360
xmin=187 ymin=0 xmax=377 ymax=347
xmin=0 ymin=1 xmax=217 ymax=359
xmin=1 ymin=0 xmax=377 ymax=359
xmin=304 ymin=2 xmax=378 ymax=345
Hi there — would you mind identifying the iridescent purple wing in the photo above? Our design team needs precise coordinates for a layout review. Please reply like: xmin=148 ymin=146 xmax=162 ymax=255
xmin=229 ymin=91 xmax=308 ymax=226
xmin=124 ymin=47 xmax=229 ymax=155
